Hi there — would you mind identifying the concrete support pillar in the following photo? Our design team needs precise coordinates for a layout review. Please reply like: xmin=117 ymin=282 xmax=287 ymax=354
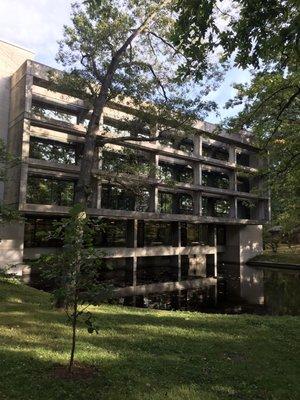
xmin=213 ymin=252 xmax=218 ymax=278
xmin=230 ymin=197 xmax=238 ymax=218
xmin=193 ymin=192 xmax=202 ymax=216
xmin=193 ymin=157 xmax=203 ymax=216
xmin=149 ymin=153 xmax=159 ymax=212
xmin=132 ymin=256 xmax=137 ymax=286
xmin=96 ymin=147 xmax=103 ymax=209
xmin=18 ymin=120 xmax=31 ymax=205
xmin=229 ymin=171 xmax=237 ymax=191
xmin=177 ymin=255 xmax=182 ymax=282
xmin=149 ymin=187 xmax=158 ymax=212
xmin=219 ymin=225 xmax=263 ymax=264
xmin=193 ymin=134 xmax=202 ymax=157
xmin=229 ymin=146 xmax=236 ymax=164
xmin=126 ymin=219 xmax=138 ymax=248
xmin=0 ymin=221 xmax=25 ymax=270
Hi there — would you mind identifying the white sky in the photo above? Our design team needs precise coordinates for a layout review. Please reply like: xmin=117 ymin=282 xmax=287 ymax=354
xmin=0 ymin=0 xmax=250 ymax=123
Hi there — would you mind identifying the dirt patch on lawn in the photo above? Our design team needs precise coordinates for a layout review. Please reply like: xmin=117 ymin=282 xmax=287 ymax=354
xmin=52 ymin=362 xmax=98 ymax=380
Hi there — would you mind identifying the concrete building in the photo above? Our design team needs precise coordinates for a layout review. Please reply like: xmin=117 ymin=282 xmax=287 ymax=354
xmin=0 ymin=41 xmax=270 ymax=298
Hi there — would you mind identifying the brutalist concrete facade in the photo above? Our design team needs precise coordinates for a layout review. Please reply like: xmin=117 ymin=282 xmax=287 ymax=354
xmin=0 ymin=41 xmax=270 ymax=297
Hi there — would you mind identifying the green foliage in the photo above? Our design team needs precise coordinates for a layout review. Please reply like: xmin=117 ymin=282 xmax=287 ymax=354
xmin=225 ymin=70 xmax=300 ymax=234
xmin=172 ymin=0 xmax=299 ymax=77
xmin=55 ymin=0 xmax=218 ymax=125
xmin=33 ymin=205 xmax=111 ymax=371
xmin=172 ymin=1 xmax=299 ymax=237
xmin=263 ymin=226 xmax=282 ymax=253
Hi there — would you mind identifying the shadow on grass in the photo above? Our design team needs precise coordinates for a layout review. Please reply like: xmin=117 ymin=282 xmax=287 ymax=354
xmin=1 ymin=280 xmax=300 ymax=400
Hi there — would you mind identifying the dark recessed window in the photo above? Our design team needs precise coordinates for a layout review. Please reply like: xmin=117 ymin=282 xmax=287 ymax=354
xmin=24 ymin=217 xmax=62 ymax=247
xmin=93 ymin=219 xmax=127 ymax=247
xmin=202 ymin=144 xmax=229 ymax=161
xmin=236 ymin=152 xmax=250 ymax=167
xmin=217 ymin=226 xmax=226 ymax=245
xmin=202 ymin=197 xmax=230 ymax=217
xmin=29 ymin=137 xmax=80 ymax=165
xmin=202 ymin=170 xmax=229 ymax=189
xmin=178 ymin=194 xmax=193 ymax=214
xmin=31 ymin=103 xmax=77 ymax=125
xmin=158 ymin=192 xmax=173 ymax=213
xmin=101 ymin=184 xmax=149 ymax=212
xmin=143 ymin=222 xmax=173 ymax=246
xmin=237 ymin=176 xmax=250 ymax=192
xmin=27 ymin=176 xmax=75 ymax=206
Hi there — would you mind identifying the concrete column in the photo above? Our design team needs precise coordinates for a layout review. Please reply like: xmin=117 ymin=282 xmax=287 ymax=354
xmin=126 ymin=219 xmax=138 ymax=248
xmin=219 ymin=225 xmax=263 ymax=264
xmin=193 ymin=134 xmax=202 ymax=157
xmin=213 ymin=252 xmax=218 ymax=278
xmin=193 ymin=192 xmax=202 ymax=215
xmin=149 ymin=187 xmax=158 ymax=212
xmin=132 ymin=256 xmax=137 ymax=286
xmin=230 ymin=197 xmax=237 ymax=218
xmin=229 ymin=146 xmax=236 ymax=164
xmin=0 ymin=221 xmax=25 ymax=270
xmin=177 ymin=255 xmax=182 ymax=281
xmin=229 ymin=171 xmax=237 ymax=191
xmin=149 ymin=153 xmax=159 ymax=212
xmin=96 ymin=147 xmax=103 ymax=209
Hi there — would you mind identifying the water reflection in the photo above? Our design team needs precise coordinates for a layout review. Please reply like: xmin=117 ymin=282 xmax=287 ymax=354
xmin=123 ymin=264 xmax=300 ymax=316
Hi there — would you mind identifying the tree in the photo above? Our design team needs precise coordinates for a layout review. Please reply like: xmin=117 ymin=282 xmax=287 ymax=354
xmin=41 ymin=0 xmax=221 ymax=373
xmin=172 ymin=0 xmax=298 ymax=77
xmin=54 ymin=0 xmax=218 ymax=207
xmin=172 ymin=0 xmax=299 ymax=235
xmin=34 ymin=205 xmax=110 ymax=373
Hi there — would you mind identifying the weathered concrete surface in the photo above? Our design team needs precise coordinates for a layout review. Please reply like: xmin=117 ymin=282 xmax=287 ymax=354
xmin=0 ymin=40 xmax=33 ymax=267
xmin=220 ymin=225 xmax=263 ymax=264
xmin=0 ymin=221 xmax=25 ymax=271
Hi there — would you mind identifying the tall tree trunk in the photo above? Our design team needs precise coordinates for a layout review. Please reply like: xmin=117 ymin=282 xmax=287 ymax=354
xmin=68 ymin=299 xmax=78 ymax=373
xmin=74 ymin=0 xmax=172 ymax=207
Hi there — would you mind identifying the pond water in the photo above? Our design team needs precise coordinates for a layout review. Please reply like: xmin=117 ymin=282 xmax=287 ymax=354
xmin=122 ymin=264 xmax=300 ymax=316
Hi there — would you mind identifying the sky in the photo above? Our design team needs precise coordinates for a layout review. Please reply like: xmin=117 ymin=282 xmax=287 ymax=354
xmin=0 ymin=0 xmax=251 ymax=124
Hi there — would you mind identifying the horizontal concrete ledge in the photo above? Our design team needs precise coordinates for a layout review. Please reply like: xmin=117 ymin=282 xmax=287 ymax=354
xmin=24 ymin=245 xmax=224 ymax=260
xmin=27 ymin=158 xmax=268 ymax=201
xmin=114 ymin=278 xmax=217 ymax=297
xmin=27 ymin=60 xmax=258 ymax=151
xmin=29 ymin=121 xmax=258 ymax=174
xmin=20 ymin=203 xmax=267 ymax=225
xmin=247 ymin=261 xmax=300 ymax=270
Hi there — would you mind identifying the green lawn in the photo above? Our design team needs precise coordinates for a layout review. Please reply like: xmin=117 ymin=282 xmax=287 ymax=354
xmin=253 ymin=244 xmax=300 ymax=265
xmin=0 ymin=279 xmax=299 ymax=400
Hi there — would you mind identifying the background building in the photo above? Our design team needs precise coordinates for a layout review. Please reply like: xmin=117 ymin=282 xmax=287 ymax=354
xmin=0 ymin=41 xmax=270 ymax=298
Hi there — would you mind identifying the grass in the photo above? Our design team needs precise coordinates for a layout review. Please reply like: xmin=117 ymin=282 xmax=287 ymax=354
xmin=253 ymin=244 xmax=300 ymax=265
xmin=0 ymin=279 xmax=300 ymax=400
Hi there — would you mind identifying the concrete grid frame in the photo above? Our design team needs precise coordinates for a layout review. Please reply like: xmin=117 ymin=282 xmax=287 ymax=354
xmin=0 ymin=41 xmax=270 ymax=298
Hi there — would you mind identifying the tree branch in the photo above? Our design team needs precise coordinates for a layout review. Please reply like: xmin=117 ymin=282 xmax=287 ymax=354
xmin=147 ymin=30 xmax=186 ymax=59
xmin=262 ymin=86 xmax=300 ymax=150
